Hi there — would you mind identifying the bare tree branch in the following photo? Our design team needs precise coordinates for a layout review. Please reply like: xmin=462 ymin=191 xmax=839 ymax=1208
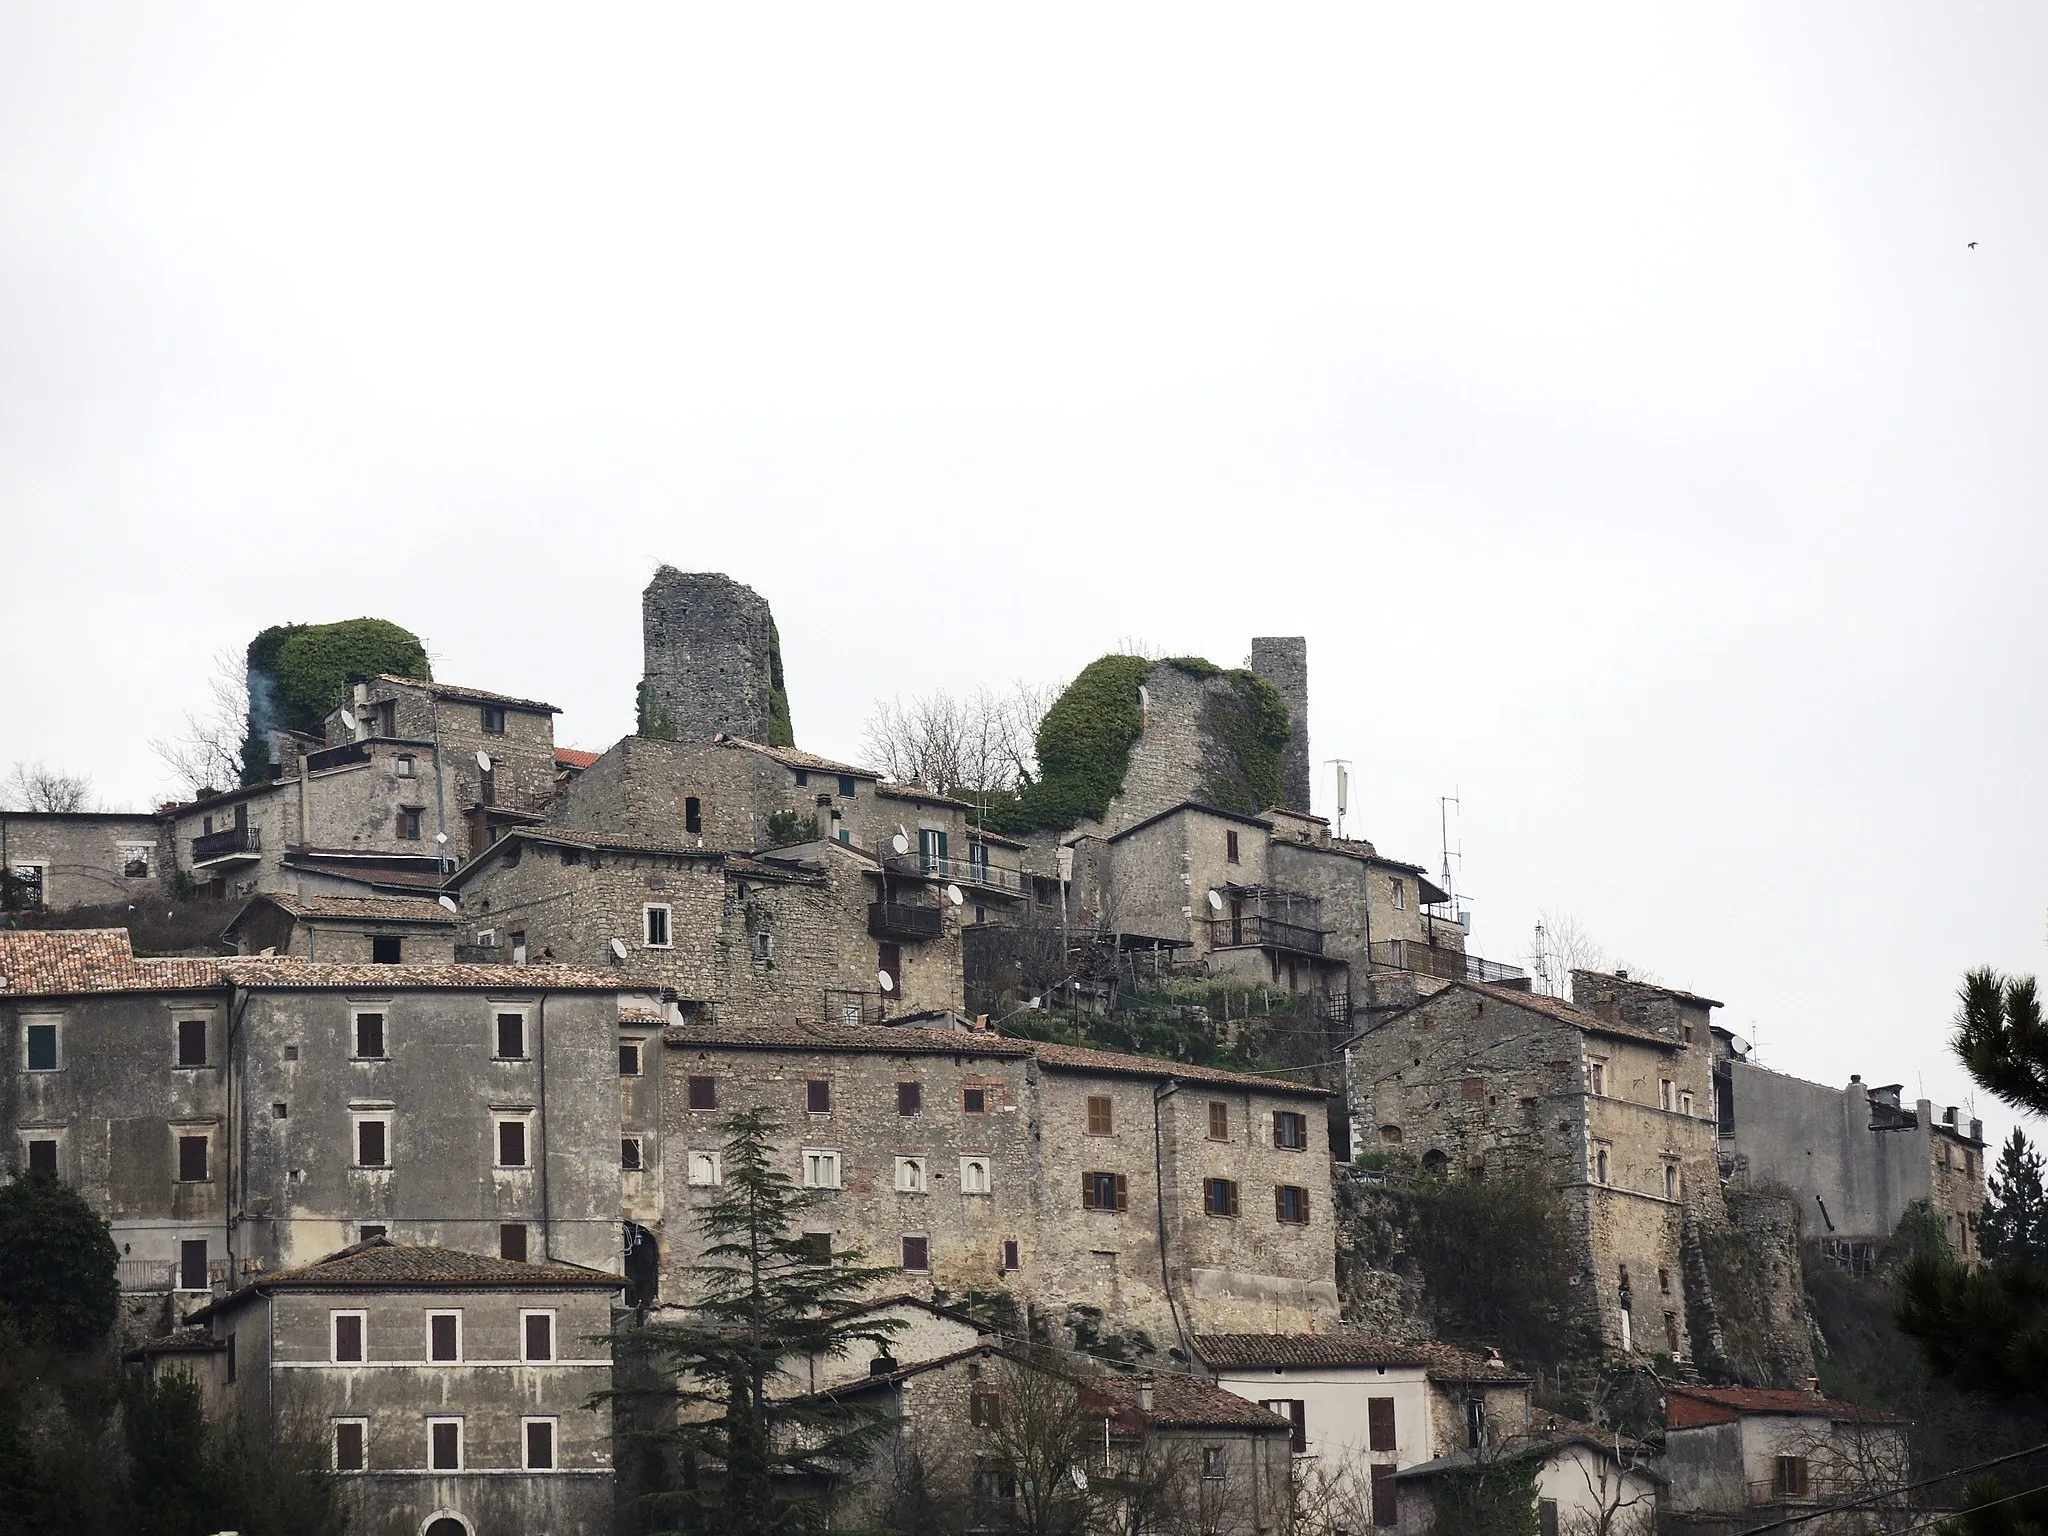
xmin=150 ymin=645 xmax=249 ymax=797
xmin=2 ymin=760 xmax=97 ymax=813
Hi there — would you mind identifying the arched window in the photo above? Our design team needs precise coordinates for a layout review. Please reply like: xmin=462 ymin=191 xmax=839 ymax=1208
xmin=1596 ymin=1149 xmax=1610 ymax=1184
xmin=960 ymin=1158 xmax=991 ymax=1194
xmin=1421 ymin=1149 xmax=1449 ymax=1175
xmin=424 ymin=1516 xmax=473 ymax=1536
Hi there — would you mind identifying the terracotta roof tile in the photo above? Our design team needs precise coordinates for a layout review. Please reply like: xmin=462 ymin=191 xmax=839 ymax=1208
xmin=0 ymin=930 xmax=226 ymax=996
xmin=1084 ymin=1372 xmax=1296 ymax=1432
xmin=229 ymin=893 xmax=458 ymax=927
xmin=1192 ymin=1333 xmax=1527 ymax=1380
xmin=1667 ymin=1386 xmax=1904 ymax=1427
xmin=371 ymin=675 xmax=559 ymax=712
xmin=258 ymin=1239 xmax=622 ymax=1290
xmin=724 ymin=739 xmax=878 ymax=778
xmin=218 ymin=957 xmax=619 ymax=991
xmin=1027 ymin=1039 xmax=1327 ymax=1097
xmin=554 ymin=747 xmax=603 ymax=769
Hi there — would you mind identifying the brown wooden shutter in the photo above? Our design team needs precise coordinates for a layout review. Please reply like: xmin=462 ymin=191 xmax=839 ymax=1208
xmin=1114 ymin=1173 xmax=1128 ymax=1211
xmin=1370 ymin=1464 xmax=1398 ymax=1527
xmin=1367 ymin=1396 xmax=1396 ymax=1453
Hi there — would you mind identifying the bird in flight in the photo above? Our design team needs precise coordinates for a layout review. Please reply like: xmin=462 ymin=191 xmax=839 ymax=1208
xmin=1968 ymin=241 xmax=1979 ymax=248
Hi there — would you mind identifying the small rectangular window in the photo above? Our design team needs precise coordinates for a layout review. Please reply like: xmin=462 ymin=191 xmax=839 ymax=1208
xmin=1774 ymin=1456 xmax=1810 ymax=1499
xmin=1589 ymin=1061 xmax=1606 ymax=1096
xmin=500 ymin=1223 xmax=528 ymax=1262
xmin=177 ymin=1134 xmax=210 ymax=1183
xmin=429 ymin=1417 xmax=463 ymax=1471
xmin=332 ymin=1311 xmax=366 ymax=1363
xmin=1208 ymin=1101 xmax=1229 ymax=1141
xmin=395 ymin=754 xmax=415 ymax=778
xmin=428 ymin=1311 xmax=460 ymax=1362
xmin=798 ymin=1231 xmax=832 ymax=1262
xmin=1087 ymin=1096 xmax=1114 ymax=1136
xmin=497 ymin=1118 xmax=529 ymax=1168
xmin=619 ymin=1041 xmax=642 ymax=1076
xmin=370 ymin=935 xmax=402 ymax=964
xmin=971 ymin=1390 xmax=1003 ymax=1428
xmin=838 ymin=774 xmax=856 ymax=797
xmin=360 ymin=1224 xmax=387 ymax=1242
xmin=1276 ymin=1185 xmax=1310 ymax=1224
xmin=898 ymin=1081 xmax=923 ymax=1116
xmin=356 ymin=1118 xmax=389 ymax=1168
xmin=1273 ymin=1110 xmax=1308 ymax=1149
xmin=1539 ymin=1498 xmax=1560 ymax=1536
xmin=1203 ymin=1446 xmax=1226 ymax=1480
xmin=272 ymin=1102 xmax=288 ymax=1119
xmin=622 ymin=1137 xmax=643 ymax=1171
xmin=333 ymin=1419 xmax=367 ymax=1472
xmin=685 ymin=796 xmax=702 ymax=834
xmin=1659 ymin=1079 xmax=1674 ymax=1111
xmin=794 ymin=770 xmax=809 ymax=787
xmin=1002 ymin=1239 xmax=1021 ymax=1271
xmin=176 ymin=1019 xmax=207 ymax=1067
xmin=24 ymin=1021 xmax=58 ymax=1073
xmin=1226 ymin=829 xmax=1240 ymax=863
xmin=963 ymin=1085 xmax=987 ymax=1114
xmin=1260 ymin=1399 xmax=1307 ymax=1453
xmin=688 ymin=1150 xmax=722 ymax=1186
xmin=901 ymin=1235 xmax=930 ymax=1272
xmin=524 ymin=1418 xmax=557 ymax=1471
xmin=688 ymin=1076 xmax=717 ymax=1111
xmin=179 ymin=1239 xmax=208 ymax=1291
xmin=644 ymin=905 xmax=672 ymax=948
xmin=1680 ymin=1089 xmax=1695 ymax=1116
xmin=482 ymin=705 xmax=506 ymax=734
xmin=396 ymin=809 xmax=422 ymax=840
xmin=1204 ymin=1178 xmax=1240 ymax=1217
xmin=496 ymin=1012 xmax=527 ymax=1059
xmin=1082 ymin=1171 xmax=1128 ymax=1211
xmin=353 ymin=1012 xmax=386 ymax=1059
xmin=807 ymin=1079 xmax=832 ymax=1114
xmin=523 ymin=1311 xmax=554 ymax=1362
xmin=26 ymin=1138 xmax=57 ymax=1175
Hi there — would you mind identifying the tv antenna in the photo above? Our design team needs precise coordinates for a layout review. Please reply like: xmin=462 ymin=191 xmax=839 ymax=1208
xmin=1323 ymin=759 xmax=1352 ymax=839
xmin=1439 ymin=790 xmax=1467 ymax=931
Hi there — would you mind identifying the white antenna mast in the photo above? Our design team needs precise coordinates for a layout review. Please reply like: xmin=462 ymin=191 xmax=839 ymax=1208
xmin=1323 ymin=759 xmax=1352 ymax=839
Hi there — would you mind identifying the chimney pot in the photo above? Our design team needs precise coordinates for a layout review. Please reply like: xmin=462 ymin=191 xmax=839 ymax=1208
xmin=1616 ymin=969 xmax=1629 ymax=981
xmin=1136 ymin=1375 xmax=1155 ymax=1413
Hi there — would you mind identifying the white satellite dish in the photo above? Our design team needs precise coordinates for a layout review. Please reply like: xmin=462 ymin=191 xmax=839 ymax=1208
xmin=476 ymin=750 xmax=492 ymax=772
xmin=945 ymin=884 xmax=964 ymax=906
xmin=891 ymin=833 xmax=910 ymax=856
xmin=1206 ymin=889 xmax=1224 ymax=912
xmin=339 ymin=709 xmax=358 ymax=732
xmin=437 ymin=895 xmax=458 ymax=913
xmin=611 ymin=938 xmax=629 ymax=961
xmin=877 ymin=970 xmax=895 ymax=993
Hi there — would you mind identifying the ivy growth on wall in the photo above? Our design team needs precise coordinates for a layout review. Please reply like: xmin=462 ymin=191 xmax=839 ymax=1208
xmin=1200 ymin=667 xmax=1291 ymax=814
xmin=996 ymin=653 xmax=1152 ymax=831
xmin=240 ymin=618 xmax=430 ymax=782
xmin=767 ymin=618 xmax=795 ymax=748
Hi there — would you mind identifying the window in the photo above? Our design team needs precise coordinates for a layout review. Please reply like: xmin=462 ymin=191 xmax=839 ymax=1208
xmin=353 ymin=1012 xmax=387 ymax=1059
xmin=500 ymin=1223 xmax=528 ymax=1262
xmin=622 ymin=1138 xmax=644 ymax=1171
xmin=1202 ymin=1446 xmax=1226 ymax=1480
xmin=176 ymin=1018 xmax=207 ymax=1067
xmin=395 ymin=754 xmax=415 ymax=778
xmin=177 ymin=1134 xmax=210 ymax=1182
xmin=794 ymin=770 xmax=809 ymax=787
xmin=1253 ymin=1398 xmax=1306 ymax=1453
xmin=8 ymin=863 xmax=44 ymax=911
xmin=837 ymin=775 xmax=856 ymax=797
xmin=971 ymin=1390 xmax=1003 ymax=1428
xmin=1082 ymin=1171 xmax=1128 ymax=1211
xmin=1665 ymin=1311 xmax=1680 ymax=1353
xmin=355 ymin=1116 xmax=390 ymax=1168
xmin=688 ymin=1075 xmax=717 ymax=1111
xmin=1086 ymin=1096 xmax=1114 ymax=1136
xmin=1002 ymin=1239 xmax=1021 ymax=1271
xmin=1273 ymin=1110 xmax=1309 ymax=1150
xmin=897 ymin=1081 xmax=923 ymax=1116
xmin=1368 ymin=1396 xmax=1396 ymax=1453
xmin=360 ymin=1224 xmax=387 ymax=1242
xmin=619 ymin=1041 xmax=642 ymax=1076
xmin=1774 ymin=1456 xmax=1810 ymax=1499
xmin=1665 ymin=1164 xmax=1680 ymax=1200
xmin=900 ymin=1235 xmax=929 ymax=1272
xmin=522 ymin=1309 xmax=555 ymax=1361
xmin=333 ymin=1419 xmax=366 ymax=1472
xmin=962 ymin=1085 xmax=987 ymax=1114
xmin=429 ymin=1417 xmax=463 ymax=1471
xmin=1390 ymin=877 xmax=1406 ymax=910
xmin=122 ymin=843 xmax=152 ymax=878
xmin=1680 ymin=1089 xmax=1694 ymax=1116
xmin=510 ymin=931 xmax=527 ymax=964
xmin=396 ymin=809 xmax=422 ymax=841
xmin=179 ymin=1239 xmax=209 ymax=1291
xmin=644 ymin=905 xmax=672 ymax=948
xmin=688 ymin=1150 xmax=723 ymax=1186
xmin=895 ymin=1156 xmax=927 ymax=1193
xmin=804 ymin=1149 xmax=842 ymax=1189
xmin=1371 ymin=1463 xmax=1398 ymax=1527
xmin=1208 ymin=1101 xmax=1230 ymax=1141
xmin=332 ymin=1311 xmax=367 ymax=1363
xmin=878 ymin=941 xmax=901 ymax=990
xmin=371 ymin=935 xmax=402 ymax=964
xmin=1275 ymin=1185 xmax=1310 ymax=1224
xmin=1204 ymin=1178 xmax=1240 ymax=1217
xmin=523 ymin=1418 xmax=557 ymax=1471
xmin=1659 ymin=1079 xmax=1674 ymax=1111
xmin=1466 ymin=1397 xmax=1487 ymax=1449
xmin=26 ymin=1138 xmax=57 ymax=1175
xmin=685 ymin=796 xmax=702 ymax=834
xmin=1588 ymin=1061 xmax=1606 ymax=1096
xmin=23 ymin=1019 xmax=58 ymax=1072
xmin=1595 ymin=1148 xmax=1609 ymax=1184
xmin=475 ymin=928 xmax=496 ymax=949
xmin=960 ymin=1156 xmax=991 ymax=1194
xmin=479 ymin=765 xmax=495 ymax=806
xmin=807 ymin=1079 xmax=832 ymax=1114
xmin=482 ymin=705 xmax=506 ymax=734
xmin=428 ymin=1311 xmax=461 ymax=1362
xmin=1539 ymin=1498 xmax=1559 ymax=1536
xmin=497 ymin=1118 xmax=530 ymax=1168
xmin=1658 ymin=1267 xmax=1671 ymax=1295
xmin=496 ymin=1012 xmax=527 ymax=1059
xmin=1226 ymin=830 xmax=1240 ymax=863
xmin=798 ymin=1232 xmax=832 ymax=1262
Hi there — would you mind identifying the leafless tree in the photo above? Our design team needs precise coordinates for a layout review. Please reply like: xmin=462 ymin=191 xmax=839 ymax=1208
xmin=2 ymin=760 xmax=96 ymax=813
xmin=861 ymin=684 xmax=1045 ymax=795
xmin=1549 ymin=1440 xmax=1658 ymax=1535
xmin=1289 ymin=1451 xmax=1380 ymax=1535
xmin=1527 ymin=910 xmax=1608 ymax=998
xmin=150 ymin=645 xmax=248 ymax=797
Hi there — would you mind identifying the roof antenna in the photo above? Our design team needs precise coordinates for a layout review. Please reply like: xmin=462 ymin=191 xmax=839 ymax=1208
xmin=1324 ymin=759 xmax=1351 ymax=839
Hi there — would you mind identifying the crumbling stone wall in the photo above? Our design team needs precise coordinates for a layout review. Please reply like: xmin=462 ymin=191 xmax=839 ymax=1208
xmin=1681 ymin=1189 xmax=1816 ymax=1388
xmin=639 ymin=567 xmax=781 ymax=745
xmin=1246 ymin=637 xmax=1310 ymax=814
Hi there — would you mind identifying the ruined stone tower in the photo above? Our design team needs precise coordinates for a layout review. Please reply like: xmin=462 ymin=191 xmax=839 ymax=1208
xmin=638 ymin=568 xmax=792 ymax=745
xmin=1247 ymin=636 xmax=1311 ymax=813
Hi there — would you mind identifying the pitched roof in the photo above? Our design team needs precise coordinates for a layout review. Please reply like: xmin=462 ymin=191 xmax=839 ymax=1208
xmin=122 ymin=1326 xmax=227 ymax=1359
xmin=554 ymin=747 xmax=603 ymax=770
xmin=876 ymin=784 xmax=974 ymax=810
xmin=226 ymin=892 xmax=458 ymax=928
xmin=1666 ymin=1386 xmax=1904 ymax=1427
xmin=725 ymin=739 xmax=877 ymax=778
xmin=1028 ymin=1038 xmax=1327 ymax=1097
xmin=1192 ymin=1334 xmax=1528 ymax=1381
xmin=194 ymin=1239 xmax=623 ymax=1317
xmin=372 ymin=675 xmax=559 ymax=713
xmin=217 ymin=957 xmax=619 ymax=991
xmin=1107 ymin=800 xmax=1274 ymax=844
xmin=448 ymin=827 xmax=825 ymax=886
xmin=1085 ymin=1371 xmax=1297 ymax=1432
xmin=0 ymin=930 xmax=226 ymax=997
xmin=1353 ymin=981 xmax=1679 ymax=1053
xmin=1572 ymin=969 xmax=1723 ymax=1009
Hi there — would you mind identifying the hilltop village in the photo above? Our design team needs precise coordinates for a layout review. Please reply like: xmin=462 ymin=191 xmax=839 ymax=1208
xmin=0 ymin=568 xmax=1990 ymax=1535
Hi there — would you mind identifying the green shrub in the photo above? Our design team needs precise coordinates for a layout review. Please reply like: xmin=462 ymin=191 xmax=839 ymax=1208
xmin=0 ymin=1174 xmax=119 ymax=1351
xmin=762 ymin=810 xmax=817 ymax=848
xmin=1202 ymin=668 xmax=1290 ymax=812
xmin=241 ymin=617 xmax=430 ymax=779
xmin=1007 ymin=655 xmax=1151 ymax=831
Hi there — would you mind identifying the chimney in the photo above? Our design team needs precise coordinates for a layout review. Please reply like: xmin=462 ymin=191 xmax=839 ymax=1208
xmin=1804 ymin=1377 xmax=1822 ymax=1396
xmin=1136 ymin=1375 xmax=1155 ymax=1413
xmin=1615 ymin=969 xmax=1629 ymax=981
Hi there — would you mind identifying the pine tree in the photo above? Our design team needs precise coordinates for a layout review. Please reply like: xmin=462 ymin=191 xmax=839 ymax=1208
xmin=1982 ymin=1128 xmax=2048 ymax=1264
xmin=612 ymin=1108 xmax=903 ymax=1535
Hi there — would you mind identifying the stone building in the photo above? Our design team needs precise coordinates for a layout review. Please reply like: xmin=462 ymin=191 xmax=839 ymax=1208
xmin=178 ymin=1239 xmax=623 ymax=1536
xmin=638 ymin=566 xmax=787 ymax=745
xmin=0 ymin=809 xmax=168 ymax=911
xmin=1716 ymin=1043 xmax=1988 ymax=1266
xmin=445 ymin=826 xmax=966 ymax=1026
xmin=1661 ymin=1384 xmax=1909 ymax=1532
xmin=1392 ymin=1417 xmax=1663 ymax=1536
xmin=0 ymin=929 xmax=626 ymax=1298
xmin=653 ymin=1019 xmax=1337 ymax=1350
xmin=1246 ymin=636 xmax=1311 ymax=814
xmin=222 ymin=891 xmax=459 ymax=964
xmin=1345 ymin=972 xmax=1723 ymax=1357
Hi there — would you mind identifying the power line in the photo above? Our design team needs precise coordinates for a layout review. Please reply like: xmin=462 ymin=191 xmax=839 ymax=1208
xmin=1731 ymin=1440 xmax=2048 ymax=1535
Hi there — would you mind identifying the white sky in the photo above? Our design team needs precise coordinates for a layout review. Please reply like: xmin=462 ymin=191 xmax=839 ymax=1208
xmin=3 ymin=5 xmax=2043 ymax=1138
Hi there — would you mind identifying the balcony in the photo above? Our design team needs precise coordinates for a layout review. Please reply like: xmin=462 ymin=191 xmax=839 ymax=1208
xmin=881 ymin=850 xmax=1026 ymax=896
xmin=1204 ymin=913 xmax=1326 ymax=956
xmin=869 ymin=902 xmax=946 ymax=940
xmin=824 ymin=989 xmax=884 ymax=1026
xmin=303 ymin=740 xmax=372 ymax=773
xmin=191 ymin=826 xmax=261 ymax=866
xmin=1370 ymin=939 xmax=1525 ymax=985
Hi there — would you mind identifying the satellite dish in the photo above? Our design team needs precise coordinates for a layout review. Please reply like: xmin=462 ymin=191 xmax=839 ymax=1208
xmin=896 ymin=824 xmax=910 ymax=842
xmin=877 ymin=970 xmax=895 ymax=993
xmin=339 ymin=709 xmax=358 ymax=732
xmin=611 ymin=938 xmax=630 ymax=962
xmin=437 ymin=895 xmax=458 ymax=913
xmin=945 ymin=884 xmax=964 ymax=906
xmin=891 ymin=834 xmax=910 ymax=856
xmin=476 ymin=750 xmax=492 ymax=772
xmin=1206 ymin=889 xmax=1224 ymax=912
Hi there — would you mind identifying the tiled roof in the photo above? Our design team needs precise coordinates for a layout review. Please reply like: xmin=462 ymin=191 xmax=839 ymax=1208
xmin=1107 ymin=801 xmax=1273 ymax=843
xmin=1572 ymin=969 xmax=1724 ymax=1009
xmin=218 ymin=957 xmax=619 ymax=991
xmin=724 ymin=739 xmax=878 ymax=778
xmin=196 ymin=1241 xmax=622 ymax=1317
xmin=1085 ymin=1372 xmax=1296 ymax=1432
xmin=0 ymin=809 xmax=160 ymax=826
xmin=554 ymin=747 xmax=603 ymax=769
xmin=966 ymin=826 xmax=1028 ymax=850
xmin=876 ymin=784 xmax=974 ymax=810
xmin=0 ymin=930 xmax=226 ymax=997
xmin=231 ymin=893 xmax=458 ymax=926
xmin=1360 ymin=982 xmax=1679 ymax=1052
xmin=1666 ymin=1386 xmax=1904 ymax=1427
xmin=1028 ymin=1039 xmax=1327 ymax=1097
xmin=371 ymin=675 xmax=559 ymax=713
xmin=1192 ymin=1334 xmax=1528 ymax=1381
xmin=123 ymin=1326 xmax=226 ymax=1358
xmin=1528 ymin=1410 xmax=1653 ymax=1458
xmin=619 ymin=1009 xmax=668 ymax=1025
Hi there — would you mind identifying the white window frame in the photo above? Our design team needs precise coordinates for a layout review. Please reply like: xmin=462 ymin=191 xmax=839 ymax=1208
xmin=1587 ymin=1060 xmax=1607 ymax=1097
xmin=173 ymin=1015 xmax=210 ymax=1069
xmin=332 ymin=1416 xmax=368 ymax=1473
xmin=522 ymin=1416 xmax=559 ymax=1471
xmin=1679 ymin=1089 xmax=1695 ymax=1117
xmin=895 ymin=1156 xmax=927 ymax=1194
xmin=1659 ymin=1079 xmax=1674 ymax=1112
xmin=21 ymin=1014 xmax=61 ymax=1073
xmin=353 ymin=1113 xmax=392 ymax=1170
xmin=120 ymin=842 xmax=153 ymax=878
xmin=520 ymin=1308 xmax=556 ymax=1363
xmin=493 ymin=1007 xmax=530 ymax=1061
xmin=173 ymin=1127 xmax=213 ymax=1183
xmin=495 ymin=1114 xmax=533 ymax=1169
xmin=331 ymin=1309 xmax=369 ymax=1364
xmin=804 ymin=1148 xmax=843 ymax=1189
xmin=395 ymin=754 xmax=416 ymax=779
xmin=619 ymin=1039 xmax=644 ymax=1077
xmin=960 ymin=1156 xmax=992 ymax=1195
xmin=643 ymin=904 xmax=673 ymax=949
xmin=426 ymin=1415 xmax=465 ymax=1472
xmin=622 ymin=1136 xmax=644 ymax=1171
xmin=426 ymin=1309 xmax=463 ymax=1363
xmin=687 ymin=1149 xmax=723 ymax=1187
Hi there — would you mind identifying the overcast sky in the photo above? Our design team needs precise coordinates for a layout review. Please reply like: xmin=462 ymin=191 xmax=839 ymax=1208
xmin=3 ymin=5 xmax=2043 ymax=1134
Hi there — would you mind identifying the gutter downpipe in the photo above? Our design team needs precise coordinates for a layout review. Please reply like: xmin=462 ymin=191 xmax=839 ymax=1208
xmin=538 ymin=993 xmax=555 ymax=1260
xmin=1152 ymin=1079 xmax=1192 ymax=1359
xmin=226 ymin=983 xmax=253 ymax=1284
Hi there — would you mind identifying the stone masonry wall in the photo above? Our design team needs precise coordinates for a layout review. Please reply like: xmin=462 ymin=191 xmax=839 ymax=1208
xmin=0 ymin=812 xmax=167 ymax=910
xmin=1246 ymin=637 xmax=1310 ymax=814
xmin=640 ymin=567 xmax=776 ymax=744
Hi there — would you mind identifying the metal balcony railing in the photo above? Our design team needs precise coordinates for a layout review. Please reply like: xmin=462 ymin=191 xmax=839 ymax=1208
xmin=1204 ymin=914 xmax=1326 ymax=955
xmin=881 ymin=851 xmax=1026 ymax=895
xmin=191 ymin=826 xmax=261 ymax=864
xmin=304 ymin=740 xmax=372 ymax=773
xmin=869 ymin=902 xmax=945 ymax=940
xmin=824 ymin=989 xmax=884 ymax=1026
xmin=1370 ymin=940 xmax=1525 ymax=984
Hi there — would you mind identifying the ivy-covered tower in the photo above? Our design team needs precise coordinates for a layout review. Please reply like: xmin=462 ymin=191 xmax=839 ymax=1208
xmin=637 ymin=568 xmax=794 ymax=747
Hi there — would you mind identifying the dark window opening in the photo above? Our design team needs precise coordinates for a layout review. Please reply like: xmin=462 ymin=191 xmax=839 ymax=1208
xmin=685 ymin=796 xmax=702 ymax=834
xmin=688 ymin=1075 xmax=717 ymax=1111
xmin=524 ymin=1313 xmax=554 ymax=1361
xmin=354 ymin=1013 xmax=385 ymax=1058
xmin=496 ymin=1012 xmax=526 ymax=1059
xmin=1466 ymin=1397 xmax=1487 ymax=1449
xmin=1002 ymin=1239 xmax=1021 ymax=1270
xmin=272 ymin=1102 xmax=288 ymax=1120
xmin=25 ymin=1023 xmax=57 ymax=1072
xmin=430 ymin=1420 xmax=461 ymax=1470
xmin=1275 ymin=1185 xmax=1309 ymax=1224
xmin=334 ymin=1422 xmax=364 ymax=1472
xmin=176 ymin=1019 xmax=207 ymax=1067
xmin=1368 ymin=1395 xmax=1396 ymax=1453
xmin=901 ymin=1235 xmax=929 ymax=1271
xmin=360 ymin=1225 xmax=386 ymax=1242
xmin=1371 ymin=1464 xmax=1398 ymax=1526
xmin=27 ymin=1139 xmax=57 ymax=1175
xmin=479 ymin=766 xmax=495 ymax=806
xmin=1539 ymin=1498 xmax=1560 ymax=1536
xmin=430 ymin=1314 xmax=459 ymax=1362
xmin=482 ymin=705 xmax=506 ymax=734
xmin=1204 ymin=1178 xmax=1240 ymax=1217
xmin=179 ymin=1239 xmax=209 ymax=1291
xmin=177 ymin=1135 xmax=209 ymax=1182
xmin=621 ymin=1138 xmax=643 ymax=1171
xmin=526 ymin=1420 xmax=555 ymax=1471
xmin=370 ymin=935 xmax=402 ymax=964
xmin=838 ymin=775 xmax=856 ymax=797
xmin=500 ymin=1223 xmax=528 ymax=1262
xmin=498 ymin=1120 xmax=528 ymax=1167
xmin=963 ymin=1086 xmax=987 ymax=1114
xmin=798 ymin=1231 xmax=832 ymax=1263
xmin=397 ymin=808 xmax=422 ymax=840
xmin=1082 ymin=1171 xmax=1128 ymax=1211
xmin=807 ymin=1079 xmax=832 ymax=1114
xmin=1226 ymin=830 xmax=1240 ymax=863
xmin=356 ymin=1119 xmax=388 ymax=1168
xmin=897 ymin=1081 xmax=922 ymax=1116
xmin=619 ymin=1042 xmax=642 ymax=1076
xmin=333 ymin=1313 xmax=364 ymax=1362
xmin=971 ymin=1390 xmax=1003 ymax=1428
